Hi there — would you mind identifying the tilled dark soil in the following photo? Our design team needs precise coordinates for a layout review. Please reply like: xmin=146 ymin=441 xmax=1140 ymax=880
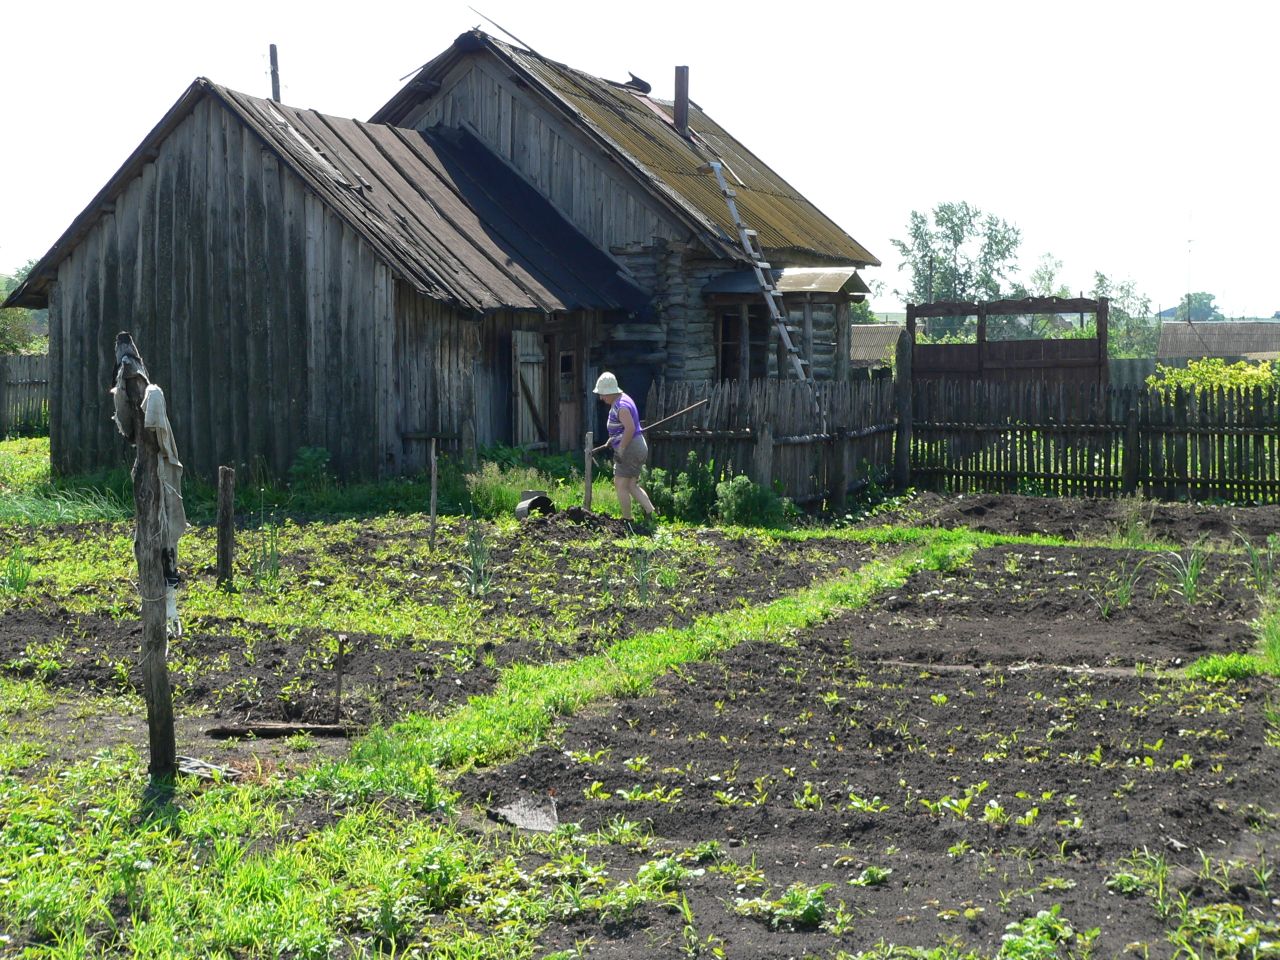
xmin=0 ymin=514 xmax=877 ymax=755
xmin=877 ymin=491 xmax=1280 ymax=545
xmin=461 ymin=544 xmax=1280 ymax=958
xmin=831 ymin=543 xmax=1260 ymax=670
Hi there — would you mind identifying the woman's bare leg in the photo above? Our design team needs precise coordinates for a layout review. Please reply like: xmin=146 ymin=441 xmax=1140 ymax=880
xmin=614 ymin=475 xmax=633 ymax=520
xmin=630 ymin=479 xmax=655 ymax=517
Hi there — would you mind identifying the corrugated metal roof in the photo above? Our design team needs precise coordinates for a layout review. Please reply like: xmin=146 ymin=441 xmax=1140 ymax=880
xmin=702 ymin=266 xmax=870 ymax=296
xmin=6 ymin=79 xmax=648 ymax=315
xmin=850 ymin=323 xmax=903 ymax=363
xmin=1157 ymin=321 xmax=1280 ymax=359
xmin=372 ymin=32 xmax=879 ymax=268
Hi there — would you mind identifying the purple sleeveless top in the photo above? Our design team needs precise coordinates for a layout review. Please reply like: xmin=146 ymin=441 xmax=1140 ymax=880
xmin=606 ymin=393 xmax=643 ymax=448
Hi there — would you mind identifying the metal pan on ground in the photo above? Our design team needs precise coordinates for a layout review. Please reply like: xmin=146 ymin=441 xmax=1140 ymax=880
xmin=515 ymin=491 xmax=556 ymax=520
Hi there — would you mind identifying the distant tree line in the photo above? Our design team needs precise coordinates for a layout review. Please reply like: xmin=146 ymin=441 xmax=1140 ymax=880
xmin=878 ymin=201 xmax=1248 ymax=359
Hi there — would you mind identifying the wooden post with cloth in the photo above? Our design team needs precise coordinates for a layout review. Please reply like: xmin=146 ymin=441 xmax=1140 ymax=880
xmin=110 ymin=331 xmax=187 ymax=798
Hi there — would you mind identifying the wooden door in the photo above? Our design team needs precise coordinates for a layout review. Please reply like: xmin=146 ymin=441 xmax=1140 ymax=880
xmin=511 ymin=330 xmax=548 ymax=447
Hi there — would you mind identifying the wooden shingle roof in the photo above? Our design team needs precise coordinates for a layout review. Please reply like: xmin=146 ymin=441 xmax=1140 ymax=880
xmin=372 ymin=31 xmax=879 ymax=268
xmin=7 ymin=80 xmax=648 ymax=315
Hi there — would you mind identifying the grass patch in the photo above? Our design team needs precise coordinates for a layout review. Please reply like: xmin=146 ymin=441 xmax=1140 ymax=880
xmin=1185 ymin=653 xmax=1264 ymax=680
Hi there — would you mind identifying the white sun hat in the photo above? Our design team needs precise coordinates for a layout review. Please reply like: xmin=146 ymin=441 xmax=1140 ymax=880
xmin=593 ymin=371 xmax=621 ymax=395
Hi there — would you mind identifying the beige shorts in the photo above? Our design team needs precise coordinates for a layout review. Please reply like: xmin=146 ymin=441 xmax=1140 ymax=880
xmin=613 ymin=434 xmax=649 ymax=479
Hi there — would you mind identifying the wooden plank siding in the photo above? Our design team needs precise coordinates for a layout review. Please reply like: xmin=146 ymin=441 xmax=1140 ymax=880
xmin=406 ymin=59 xmax=684 ymax=264
xmin=47 ymin=97 xmax=404 ymax=480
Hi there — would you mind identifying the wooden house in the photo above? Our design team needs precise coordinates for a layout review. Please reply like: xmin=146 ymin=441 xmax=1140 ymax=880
xmin=1157 ymin=321 xmax=1280 ymax=365
xmin=6 ymin=30 xmax=876 ymax=479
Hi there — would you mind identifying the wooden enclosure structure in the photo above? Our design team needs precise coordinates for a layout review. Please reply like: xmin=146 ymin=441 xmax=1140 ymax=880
xmin=908 ymin=297 xmax=1109 ymax=384
xmin=0 ymin=354 xmax=48 ymax=436
xmin=8 ymin=30 xmax=877 ymax=481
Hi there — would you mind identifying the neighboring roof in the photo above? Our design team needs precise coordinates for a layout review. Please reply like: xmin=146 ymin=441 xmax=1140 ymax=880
xmin=701 ymin=266 xmax=870 ymax=297
xmin=372 ymin=31 xmax=879 ymax=268
xmin=6 ymin=79 xmax=647 ymax=315
xmin=850 ymin=323 xmax=904 ymax=364
xmin=1157 ymin=320 xmax=1280 ymax=359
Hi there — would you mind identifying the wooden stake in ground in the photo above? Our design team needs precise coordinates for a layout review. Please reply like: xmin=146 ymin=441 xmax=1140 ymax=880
xmin=216 ymin=466 xmax=235 ymax=588
xmin=111 ymin=332 xmax=181 ymax=796
xmin=584 ymin=431 xmax=594 ymax=511
xmin=429 ymin=438 xmax=438 ymax=549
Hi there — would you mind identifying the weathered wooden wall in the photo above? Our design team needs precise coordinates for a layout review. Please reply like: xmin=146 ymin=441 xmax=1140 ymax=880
xmin=47 ymin=96 xmax=402 ymax=480
xmin=404 ymin=57 xmax=684 ymax=258
xmin=0 ymin=354 xmax=49 ymax=436
xmin=408 ymin=56 xmax=853 ymax=389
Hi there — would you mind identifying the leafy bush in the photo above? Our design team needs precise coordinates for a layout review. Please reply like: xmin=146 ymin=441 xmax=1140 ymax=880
xmin=715 ymin=474 xmax=787 ymax=528
xmin=1147 ymin=358 xmax=1280 ymax=397
xmin=288 ymin=447 xmax=334 ymax=493
xmin=642 ymin=453 xmax=717 ymax=524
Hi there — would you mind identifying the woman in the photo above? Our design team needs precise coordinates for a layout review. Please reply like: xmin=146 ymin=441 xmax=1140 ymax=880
xmin=593 ymin=371 xmax=656 ymax=527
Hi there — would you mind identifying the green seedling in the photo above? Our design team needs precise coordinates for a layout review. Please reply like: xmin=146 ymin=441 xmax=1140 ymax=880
xmin=792 ymin=781 xmax=823 ymax=810
xmin=1239 ymin=532 xmax=1279 ymax=594
xmin=461 ymin=521 xmax=492 ymax=597
xmin=1160 ymin=543 xmax=1208 ymax=605
xmin=849 ymin=866 xmax=893 ymax=887
xmin=1 ymin=547 xmax=32 ymax=594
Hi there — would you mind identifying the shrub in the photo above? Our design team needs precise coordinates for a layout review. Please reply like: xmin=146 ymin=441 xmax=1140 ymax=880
xmin=288 ymin=446 xmax=334 ymax=493
xmin=642 ymin=453 xmax=716 ymax=524
xmin=715 ymin=474 xmax=787 ymax=528
xmin=1146 ymin=358 xmax=1280 ymax=397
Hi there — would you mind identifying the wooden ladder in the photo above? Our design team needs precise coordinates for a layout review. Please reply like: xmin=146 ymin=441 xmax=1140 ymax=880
xmin=702 ymin=160 xmax=811 ymax=383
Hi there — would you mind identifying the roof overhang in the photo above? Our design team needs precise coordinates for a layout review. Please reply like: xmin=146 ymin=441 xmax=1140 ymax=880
xmin=701 ymin=266 xmax=870 ymax=298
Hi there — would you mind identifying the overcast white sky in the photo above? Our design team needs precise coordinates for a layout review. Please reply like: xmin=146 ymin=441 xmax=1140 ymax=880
xmin=2 ymin=0 xmax=1275 ymax=316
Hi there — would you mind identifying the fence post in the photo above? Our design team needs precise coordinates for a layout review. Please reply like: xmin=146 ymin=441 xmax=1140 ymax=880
xmin=830 ymin=433 xmax=848 ymax=511
xmin=1122 ymin=404 xmax=1139 ymax=495
xmin=216 ymin=466 xmax=236 ymax=588
xmin=0 ymin=356 xmax=8 ymax=437
xmin=894 ymin=331 xmax=912 ymax=490
xmin=584 ymin=431 xmax=594 ymax=511
xmin=752 ymin=422 xmax=773 ymax=490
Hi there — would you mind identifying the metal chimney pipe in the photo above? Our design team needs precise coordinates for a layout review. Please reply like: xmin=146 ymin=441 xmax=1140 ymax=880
xmin=674 ymin=65 xmax=689 ymax=137
xmin=270 ymin=44 xmax=281 ymax=101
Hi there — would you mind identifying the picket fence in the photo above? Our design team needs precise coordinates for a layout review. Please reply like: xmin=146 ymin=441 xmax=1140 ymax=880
xmin=643 ymin=378 xmax=898 ymax=505
xmin=0 ymin=354 xmax=49 ymax=436
xmin=912 ymin=379 xmax=1280 ymax=502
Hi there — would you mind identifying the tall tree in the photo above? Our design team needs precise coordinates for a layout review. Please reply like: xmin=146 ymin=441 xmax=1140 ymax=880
xmin=891 ymin=202 xmax=1022 ymax=305
xmin=1175 ymin=291 xmax=1224 ymax=323
xmin=891 ymin=202 xmax=1021 ymax=336
xmin=1093 ymin=272 xmax=1155 ymax=358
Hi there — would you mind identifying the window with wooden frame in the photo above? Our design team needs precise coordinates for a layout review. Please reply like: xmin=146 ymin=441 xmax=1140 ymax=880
xmin=716 ymin=303 xmax=771 ymax=382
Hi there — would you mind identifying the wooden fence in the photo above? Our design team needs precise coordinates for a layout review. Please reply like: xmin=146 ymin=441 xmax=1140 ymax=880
xmin=0 ymin=354 xmax=49 ymax=436
xmin=643 ymin=378 xmax=898 ymax=505
xmin=912 ymin=379 xmax=1280 ymax=502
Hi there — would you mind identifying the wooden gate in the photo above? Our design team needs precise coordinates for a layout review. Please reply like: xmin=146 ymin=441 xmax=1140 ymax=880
xmin=511 ymin=330 xmax=548 ymax=448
